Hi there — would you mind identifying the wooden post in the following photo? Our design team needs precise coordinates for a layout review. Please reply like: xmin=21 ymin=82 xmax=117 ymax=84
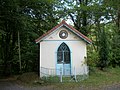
xmin=60 ymin=68 xmax=62 ymax=82
xmin=18 ymin=31 xmax=21 ymax=71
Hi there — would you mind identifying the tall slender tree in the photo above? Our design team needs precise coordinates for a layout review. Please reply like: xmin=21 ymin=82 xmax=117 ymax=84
xmin=98 ymin=27 xmax=109 ymax=70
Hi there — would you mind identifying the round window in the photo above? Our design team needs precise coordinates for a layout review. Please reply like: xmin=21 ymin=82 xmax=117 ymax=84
xmin=59 ymin=30 xmax=68 ymax=39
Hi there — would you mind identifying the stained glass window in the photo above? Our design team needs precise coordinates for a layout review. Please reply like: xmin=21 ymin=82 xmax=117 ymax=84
xmin=57 ymin=43 xmax=70 ymax=64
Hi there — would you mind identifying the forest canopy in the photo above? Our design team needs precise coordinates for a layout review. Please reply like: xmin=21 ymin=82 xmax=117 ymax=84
xmin=0 ymin=0 xmax=120 ymax=75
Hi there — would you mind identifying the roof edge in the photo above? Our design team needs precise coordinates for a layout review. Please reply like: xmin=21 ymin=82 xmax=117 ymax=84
xmin=35 ymin=20 xmax=92 ymax=44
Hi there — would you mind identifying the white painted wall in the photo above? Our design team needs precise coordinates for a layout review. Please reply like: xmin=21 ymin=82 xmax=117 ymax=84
xmin=39 ymin=27 xmax=88 ymax=76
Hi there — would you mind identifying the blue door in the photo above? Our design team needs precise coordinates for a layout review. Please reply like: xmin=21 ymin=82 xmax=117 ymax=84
xmin=57 ymin=43 xmax=71 ymax=75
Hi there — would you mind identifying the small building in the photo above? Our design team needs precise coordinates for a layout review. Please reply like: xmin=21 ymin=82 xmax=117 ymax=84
xmin=35 ymin=20 xmax=92 ymax=77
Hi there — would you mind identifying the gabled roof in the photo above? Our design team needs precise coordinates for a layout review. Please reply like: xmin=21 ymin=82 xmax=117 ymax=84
xmin=35 ymin=20 xmax=92 ymax=44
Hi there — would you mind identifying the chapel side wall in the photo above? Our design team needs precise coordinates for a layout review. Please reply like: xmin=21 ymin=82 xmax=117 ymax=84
xmin=70 ymin=41 xmax=88 ymax=75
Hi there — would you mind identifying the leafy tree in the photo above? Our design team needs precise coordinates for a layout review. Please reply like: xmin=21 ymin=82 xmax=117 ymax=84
xmin=97 ymin=28 xmax=109 ymax=70
xmin=103 ymin=0 xmax=120 ymax=67
xmin=111 ymin=33 xmax=120 ymax=67
xmin=59 ymin=0 xmax=91 ymax=36
xmin=0 ymin=0 xmax=24 ymax=75
xmin=0 ymin=0 xmax=60 ymax=75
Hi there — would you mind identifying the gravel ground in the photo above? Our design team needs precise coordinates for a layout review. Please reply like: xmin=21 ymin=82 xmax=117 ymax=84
xmin=0 ymin=80 xmax=55 ymax=90
xmin=0 ymin=80 xmax=120 ymax=90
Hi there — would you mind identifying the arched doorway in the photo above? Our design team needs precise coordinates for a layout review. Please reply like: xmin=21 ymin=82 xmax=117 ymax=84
xmin=57 ymin=42 xmax=71 ymax=75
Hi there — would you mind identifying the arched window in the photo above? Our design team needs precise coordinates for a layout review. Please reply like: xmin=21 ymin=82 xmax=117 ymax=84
xmin=57 ymin=43 xmax=70 ymax=64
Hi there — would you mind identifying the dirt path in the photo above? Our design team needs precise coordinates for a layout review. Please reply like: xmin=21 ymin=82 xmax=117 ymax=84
xmin=0 ymin=80 xmax=120 ymax=90
xmin=0 ymin=80 xmax=55 ymax=90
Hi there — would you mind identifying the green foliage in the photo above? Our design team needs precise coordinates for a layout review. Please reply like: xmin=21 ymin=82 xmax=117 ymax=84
xmin=111 ymin=34 xmax=120 ymax=67
xmin=97 ymin=29 xmax=109 ymax=70
xmin=0 ymin=0 xmax=24 ymax=75
xmin=87 ymin=50 xmax=99 ymax=67
xmin=59 ymin=0 xmax=120 ymax=69
xmin=0 ymin=0 xmax=59 ymax=75
xmin=0 ymin=0 xmax=120 ymax=76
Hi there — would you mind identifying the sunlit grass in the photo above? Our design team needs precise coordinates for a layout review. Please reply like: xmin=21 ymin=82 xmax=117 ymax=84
xmin=53 ymin=67 xmax=120 ymax=89
xmin=16 ymin=67 xmax=120 ymax=89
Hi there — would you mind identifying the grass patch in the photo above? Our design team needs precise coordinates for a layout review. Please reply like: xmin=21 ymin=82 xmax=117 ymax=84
xmin=17 ymin=72 xmax=45 ymax=86
xmin=15 ymin=67 xmax=120 ymax=89
xmin=87 ymin=67 xmax=120 ymax=85
xmin=17 ymin=72 xmax=38 ymax=83
xmin=41 ymin=76 xmax=60 ymax=83
xmin=53 ymin=67 xmax=120 ymax=89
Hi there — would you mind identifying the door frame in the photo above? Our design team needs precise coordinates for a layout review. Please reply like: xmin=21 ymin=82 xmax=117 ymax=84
xmin=56 ymin=42 xmax=72 ymax=76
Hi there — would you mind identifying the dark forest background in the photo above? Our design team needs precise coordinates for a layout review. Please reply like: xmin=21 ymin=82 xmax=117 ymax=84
xmin=0 ymin=0 xmax=120 ymax=76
